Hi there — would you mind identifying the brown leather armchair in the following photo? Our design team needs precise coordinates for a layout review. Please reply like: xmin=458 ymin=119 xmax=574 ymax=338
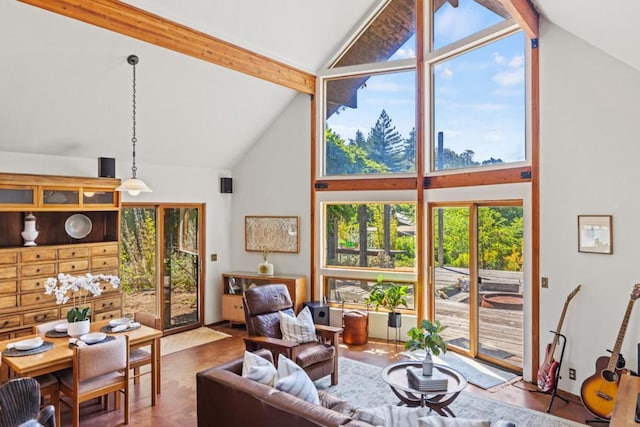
xmin=242 ymin=284 xmax=342 ymax=385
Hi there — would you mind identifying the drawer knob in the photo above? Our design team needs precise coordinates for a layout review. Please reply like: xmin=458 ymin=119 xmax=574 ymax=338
xmin=1 ymin=320 xmax=8 ymax=327
xmin=36 ymin=268 xmax=40 ymax=273
xmin=36 ymin=282 xmax=40 ymax=287
xmin=71 ymin=252 xmax=76 ymax=256
xmin=36 ymin=254 xmax=40 ymax=259
xmin=71 ymin=265 xmax=76 ymax=269
xmin=103 ymin=249 xmax=107 ymax=253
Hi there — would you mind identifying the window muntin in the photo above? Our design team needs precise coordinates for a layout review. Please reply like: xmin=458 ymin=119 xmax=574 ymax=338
xmin=324 ymin=202 xmax=416 ymax=271
xmin=324 ymin=276 xmax=415 ymax=310
xmin=432 ymin=0 xmax=511 ymax=51
xmin=332 ymin=0 xmax=416 ymax=68
xmin=432 ymin=31 xmax=525 ymax=172
xmin=325 ymin=70 xmax=416 ymax=176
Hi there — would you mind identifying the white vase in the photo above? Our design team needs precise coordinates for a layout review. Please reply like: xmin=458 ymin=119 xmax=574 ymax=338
xmin=67 ymin=319 xmax=90 ymax=338
xmin=21 ymin=212 xmax=39 ymax=246
xmin=258 ymin=261 xmax=274 ymax=276
xmin=422 ymin=351 xmax=434 ymax=376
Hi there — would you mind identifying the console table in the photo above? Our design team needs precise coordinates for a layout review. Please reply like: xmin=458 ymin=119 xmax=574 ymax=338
xmin=610 ymin=374 xmax=640 ymax=426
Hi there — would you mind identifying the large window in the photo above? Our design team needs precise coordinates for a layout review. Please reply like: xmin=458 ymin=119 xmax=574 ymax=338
xmin=325 ymin=71 xmax=416 ymax=176
xmin=432 ymin=32 xmax=525 ymax=171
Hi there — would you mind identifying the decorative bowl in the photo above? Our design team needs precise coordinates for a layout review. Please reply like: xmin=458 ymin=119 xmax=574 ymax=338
xmin=80 ymin=332 xmax=107 ymax=344
xmin=54 ymin=322 xmax=68 ymax=332
xmin=13 ymin=337 xmax=44 ymax=351
xmin=109 ymin=318 xmax=132 ymax=327
xmin=64 ymin=214 xmax=92 ymax=239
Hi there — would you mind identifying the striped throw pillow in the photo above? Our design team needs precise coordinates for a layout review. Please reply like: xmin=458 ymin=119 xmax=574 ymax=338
xmin=274 ymin=353 xmax=320 ymax=405
xmin=279 ymin=306 xmax=317 ymax=343
xmin=241 ymin=351 xmax=277 ymax=386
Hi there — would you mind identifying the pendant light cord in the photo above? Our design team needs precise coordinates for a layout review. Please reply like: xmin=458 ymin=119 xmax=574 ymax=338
xmin=131 ymin=59 xmax=138 ymax=179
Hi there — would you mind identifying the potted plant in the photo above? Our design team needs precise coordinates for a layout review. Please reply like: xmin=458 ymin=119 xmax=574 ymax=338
xmin=44 ymin=273 xmax=120 ymax=337
xmin=365 ymin=275 xmax=408 ymax=328
xmin=404 ymin=318 xmax=447 ymax=375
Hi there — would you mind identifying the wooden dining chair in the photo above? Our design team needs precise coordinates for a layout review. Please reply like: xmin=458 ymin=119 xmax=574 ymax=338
xmin=31 ymin=319 xmax=66 ymax=427
xmin=129 ymin=312 xmax=161 ymax=394
xmin=57 ymin=335 xmax=129 ymax=427
xmin=0 ymin=377 xmax=56 ymax=427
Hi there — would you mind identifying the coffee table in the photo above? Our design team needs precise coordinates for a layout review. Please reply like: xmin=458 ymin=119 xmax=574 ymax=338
xmin=381 ymin=361 xmax=467 ymax=416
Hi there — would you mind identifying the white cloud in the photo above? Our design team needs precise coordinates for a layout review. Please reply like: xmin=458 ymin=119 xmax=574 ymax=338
xmin=393 ymin=47 xmax=416 ymax=59
xmin=493 ymin=52 xmax=505 ymax=65
xmin=442 ymin=66 xmax=454 ymax=80
xmin=509 ymin=55 xmax=524 ymax=68
xmin=493 ymin=68 xmax=524 ymax=87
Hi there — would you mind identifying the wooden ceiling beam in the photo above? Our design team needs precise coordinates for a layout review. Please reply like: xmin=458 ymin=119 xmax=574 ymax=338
xmin=18 ymin=0 xmax=316 ymax=94
xmin=500 ymin=0 xmax=539 ymax=39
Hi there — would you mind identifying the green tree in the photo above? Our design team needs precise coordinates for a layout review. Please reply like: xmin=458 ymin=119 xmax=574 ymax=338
xmin=361 ymin=110 xmax=406 ymax=172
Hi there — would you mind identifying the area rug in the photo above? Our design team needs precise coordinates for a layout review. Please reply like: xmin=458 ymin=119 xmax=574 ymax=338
xmin=315 ymin=358 xmax=585 ymax=427
xmin=402 ymin=350 xmax=520 ymax=390
xmin=161 ymin=327 xmax=230 ymax=356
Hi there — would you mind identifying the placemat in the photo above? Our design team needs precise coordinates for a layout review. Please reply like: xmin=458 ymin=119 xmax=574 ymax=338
xmin=45 ymin=330 xmax=69 ymax=338
xmin=100 ymin=324 xmax=141 ymax=333
xmin=3 ymin=341 xmax=54 ymax=357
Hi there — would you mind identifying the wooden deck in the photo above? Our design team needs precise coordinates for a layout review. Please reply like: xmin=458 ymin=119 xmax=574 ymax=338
xmin=436 ymin=298 xmax=523 ymax=368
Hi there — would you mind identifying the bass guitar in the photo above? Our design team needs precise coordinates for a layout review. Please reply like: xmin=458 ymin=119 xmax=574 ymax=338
xmin=580 ymin=283 xmax=640 ymax=419
xmin=537 ymin=284 xmax=581 ymax=392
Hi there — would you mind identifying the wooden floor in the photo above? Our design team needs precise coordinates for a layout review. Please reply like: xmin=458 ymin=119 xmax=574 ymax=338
xmin=70 ymin=323 xmax=590 ymax=426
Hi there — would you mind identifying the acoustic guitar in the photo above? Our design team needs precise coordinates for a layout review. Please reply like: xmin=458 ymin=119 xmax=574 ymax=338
xmin=537 ymin=284 xmax=581 ymax=392
xmin=580 ymin=283 xmax=640 ymax=419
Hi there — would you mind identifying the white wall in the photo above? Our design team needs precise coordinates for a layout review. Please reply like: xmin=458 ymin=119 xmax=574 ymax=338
xmin=0 ymin=151 xmax=231 ymax=325
xmin=539 ymin=18 xmax=640 ymax=395
xmin=230 ymin=94 xmax=312 ymax=280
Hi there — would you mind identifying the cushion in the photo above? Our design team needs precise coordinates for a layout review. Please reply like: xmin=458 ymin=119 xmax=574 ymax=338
xmin=279 ymin=306 xmax=317 ymax=343
xmin=318 ymin=390 xmax=356 ymax=416
xmin=274 ymin=353 xmax=320 ymax=405
xmin=417 ymin=417 xmax=491 ymax=427
xmin=354 ymin=405 xmax=430 ymax=427
xmin=241 ymin=351 xmax=277 ymax=386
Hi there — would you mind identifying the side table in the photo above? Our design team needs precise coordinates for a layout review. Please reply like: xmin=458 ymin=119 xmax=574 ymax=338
xmin=381 ymin=361 xmax=467 ymax=416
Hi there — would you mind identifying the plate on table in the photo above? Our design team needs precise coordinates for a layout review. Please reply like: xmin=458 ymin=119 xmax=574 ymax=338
xmin=13 ymin=337 xmax=44 ymax=351
xmin=54 ymin=322 xmax=68 ymax=332
xmin=64 ymin=213 xmax=92 ymax=239
xmin=80 ymin=332 xmax=107 ymax=344
xmin=109 ymin=318 xmax=132 ymax=327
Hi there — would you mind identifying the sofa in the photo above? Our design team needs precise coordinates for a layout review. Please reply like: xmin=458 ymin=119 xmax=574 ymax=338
xmin=196 ymin=349 xmax=514 ymax=427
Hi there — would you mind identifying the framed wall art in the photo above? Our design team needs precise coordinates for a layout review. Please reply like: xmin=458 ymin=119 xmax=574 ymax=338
xmin=578 ymin=215 xmax=613 ymax=254
xmin=245 ymin=216 xmax=299 ymax=253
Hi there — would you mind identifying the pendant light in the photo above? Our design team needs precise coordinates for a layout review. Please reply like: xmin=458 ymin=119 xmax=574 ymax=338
xmin=116 ymin=54 xmax=152 ymax=196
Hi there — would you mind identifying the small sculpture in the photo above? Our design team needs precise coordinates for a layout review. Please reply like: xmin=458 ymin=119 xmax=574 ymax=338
xmin=21 ymin=212 xmax=39 ymax=246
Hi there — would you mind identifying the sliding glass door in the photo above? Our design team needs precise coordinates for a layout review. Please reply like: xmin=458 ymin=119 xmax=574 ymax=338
xmin=120 ymin=204 xmax=204 ymax=333
xmin=430 ymin=202 xmax=523 ymax=371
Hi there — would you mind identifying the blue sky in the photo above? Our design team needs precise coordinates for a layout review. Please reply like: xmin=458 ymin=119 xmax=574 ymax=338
xmin=326 ymin=0 xmax=525 ymax=166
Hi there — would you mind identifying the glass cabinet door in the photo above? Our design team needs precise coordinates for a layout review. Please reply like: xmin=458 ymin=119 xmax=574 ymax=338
xmin=42 ymin=188 xmax=79 ymax=206
xmin=82 ymin=190 xmax=115 ymax=206
xmin=0 ymin=187 xmax=35 ymax=206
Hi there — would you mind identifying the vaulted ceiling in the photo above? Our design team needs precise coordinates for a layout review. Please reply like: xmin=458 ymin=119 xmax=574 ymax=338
xmin=0 ymin=0 xmax=636 ymax=171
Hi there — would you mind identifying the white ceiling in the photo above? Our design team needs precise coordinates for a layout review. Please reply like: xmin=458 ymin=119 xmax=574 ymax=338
xmin=0 ymin=0 xmax=636 ymax=171
xmin=0 ymin=0 xmax=378 ymax=170
xmin=534 ymin=0 xmax=640 ymax=72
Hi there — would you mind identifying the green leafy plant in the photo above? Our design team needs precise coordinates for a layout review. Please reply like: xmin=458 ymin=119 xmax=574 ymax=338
xmin=404 ymin=319 xmax=447 ymax=356
xmin=364 ymin=274 xmax=408 ymax=313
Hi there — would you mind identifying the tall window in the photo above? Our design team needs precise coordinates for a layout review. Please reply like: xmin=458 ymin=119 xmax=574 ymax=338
xmin=325 ymin=71 xmax=416 ymax=176
xmin=431 ymin=32 xmax=525 ymax=171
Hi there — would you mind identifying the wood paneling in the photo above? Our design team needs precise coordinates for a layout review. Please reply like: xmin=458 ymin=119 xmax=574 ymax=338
xmin=314 ymin=177 xmax=418 ymax=192
xmin=18 ymin=0 xmax=316 ymax=95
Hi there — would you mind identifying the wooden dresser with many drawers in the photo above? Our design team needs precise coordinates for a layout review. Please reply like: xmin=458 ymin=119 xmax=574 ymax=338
xmin=0 ymin=172 xmax=122 ymax=339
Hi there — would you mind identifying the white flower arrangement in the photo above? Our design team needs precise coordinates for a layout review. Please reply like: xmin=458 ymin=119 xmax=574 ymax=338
xmin=44 ymin=273 xmax=121 ymax=322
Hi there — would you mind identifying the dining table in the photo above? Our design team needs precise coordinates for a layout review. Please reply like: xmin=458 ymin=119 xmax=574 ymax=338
xmin=0 ymin=319 xmax=163 ymax=406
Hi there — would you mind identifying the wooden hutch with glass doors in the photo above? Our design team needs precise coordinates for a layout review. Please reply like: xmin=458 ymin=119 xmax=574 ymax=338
xmin=0 ymin=172 xmax=123 ymax=339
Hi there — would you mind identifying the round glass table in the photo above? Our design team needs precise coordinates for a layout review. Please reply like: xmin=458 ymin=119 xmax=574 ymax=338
xmin=381 ymin=361 xmax=467 ymax=416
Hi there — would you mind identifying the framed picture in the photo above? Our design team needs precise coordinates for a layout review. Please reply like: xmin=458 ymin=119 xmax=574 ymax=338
xmin=245 ymin=216 xmax=299 ymax=253
xmin=578 ymin=215 xmax=613 ymax=254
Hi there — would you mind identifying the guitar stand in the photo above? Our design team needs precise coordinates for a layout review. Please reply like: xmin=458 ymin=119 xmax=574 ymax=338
xmin=530 ymin=331 xmax=569 ymax=413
